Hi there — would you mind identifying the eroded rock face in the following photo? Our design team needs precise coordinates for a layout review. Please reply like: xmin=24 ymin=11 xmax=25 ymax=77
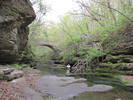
xmin=96 ymin=22 xmax=133 ymax=75
xmin=19 ymin=45 xmax=37 ymax=67
xmin=0 ymin=0 xmax=35 ymax=63
xmin=102 ymin=22 xmax=133 ymax=63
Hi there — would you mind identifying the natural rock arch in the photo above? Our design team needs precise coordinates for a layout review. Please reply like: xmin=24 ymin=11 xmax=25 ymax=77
xmin=39 ymin=44 xmax=59 ymax=52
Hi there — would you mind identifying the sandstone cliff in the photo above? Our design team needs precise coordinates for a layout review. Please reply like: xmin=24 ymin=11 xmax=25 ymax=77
xmin=103 ymin=22 xmax=133 ymax=63
xmin=0 ymin=0 xmax=36 ymax=63
xmin=96 ymin=22 xmax=133 ymax=76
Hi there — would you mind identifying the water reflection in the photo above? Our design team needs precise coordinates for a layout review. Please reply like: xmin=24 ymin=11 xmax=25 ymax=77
xmin=36 ymin=62 xmax=66 ymax=77
xmin=36 ymin=62 xmax=122 ymax=86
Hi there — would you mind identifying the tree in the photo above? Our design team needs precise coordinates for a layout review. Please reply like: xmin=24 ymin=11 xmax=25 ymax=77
xmin=28 ymin=0 xmax=50 ymax=57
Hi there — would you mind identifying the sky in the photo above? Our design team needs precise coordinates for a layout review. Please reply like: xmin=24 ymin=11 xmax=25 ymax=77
xmin=44 ymin=0 xmax=79 ymax=22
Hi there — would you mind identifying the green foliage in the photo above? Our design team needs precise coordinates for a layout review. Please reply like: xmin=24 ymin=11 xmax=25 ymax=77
xmin=0 ymin=70 xmax=2 ymax=74
xmin=28 ymin=0 xmax=133 ymax=71
xmin=11 ymin=64 xmax=21 ymax=69
xmin=120 ymin=77 xmax=129 ymax=84
xmin=87 ymin=66 xmax=91 ymax=73
xmin=99 ymin=17 xmax=128 ymax=43
xmin=30 ymin=0 xmax=49 ymax=21
xmin=5 ymin=6 xmax=10 ymax=10
xmin=75 ymin=38 xmax=85 ymax=43
xmin=62 ymin=46 xmax=75 ymax=62
xmin=129 ymin=59 xmax=133 ymax=62
xmin=107 ymin=61 xmax=113 ymax=65
xmin=107 ymin=54 xmax=112 ymax=57
xmin=23 ymin=5 xmax=28 ymax=9
xmin=2 ymin=1 xmax=5 ymax=5
xmin=117 ymin=59 xmax=123 ymax=63
xmin=78 ymin=46 xmax=88 ymax=55
xmin=87 ymin=48 xmax=104 ymax=57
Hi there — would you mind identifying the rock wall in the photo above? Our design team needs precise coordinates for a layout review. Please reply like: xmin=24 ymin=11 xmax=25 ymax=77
xmin=103 ymin=22 xmax=133 ymax=63
xmin=96 ymin=22 xmax=133 ymax=76
xmin=0 ymin=0 xmax=36 ymax=63
xmin=19 ymin=44 xmax=37 ymax=67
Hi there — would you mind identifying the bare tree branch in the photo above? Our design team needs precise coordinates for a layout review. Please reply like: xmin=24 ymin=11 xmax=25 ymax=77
xmin=58 ymin=17 xmax=74 ymax=40
xmin=93 ymin=0 xmax=133 ymax=22
xmin=76 ymin=0 xmax=105 ymax=27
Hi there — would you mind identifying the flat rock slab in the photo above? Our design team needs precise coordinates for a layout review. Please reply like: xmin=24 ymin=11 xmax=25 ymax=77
xmin=12 ymin=78 xmax=44 ymax=100
xmin=38 ymin=75 xmax=113 ymax=100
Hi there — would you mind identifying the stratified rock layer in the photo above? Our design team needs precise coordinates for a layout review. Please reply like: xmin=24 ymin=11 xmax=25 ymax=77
xmin=102 ymin=23 xmax=133 ymax=63
xmin=97 ymin=22 xmax=133 ymax=75
xmin=103 ymin=22 xmax=133 ymax=54
xmin=0 ymin=0 xmax=35 ymax=63
xmin=0 ymin=65 xmax=24 ymax=81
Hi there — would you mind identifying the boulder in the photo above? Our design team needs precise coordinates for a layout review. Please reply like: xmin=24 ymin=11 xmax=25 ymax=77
xmin=0 ymin=0 xmax=35 ymax=63
xmin=2 ymin=68 xmax=14 ymax=74
xmin=0 ymin=64 xmax=23 ymax=81
xmin=4 ymin=70 xmax=23 ymax=81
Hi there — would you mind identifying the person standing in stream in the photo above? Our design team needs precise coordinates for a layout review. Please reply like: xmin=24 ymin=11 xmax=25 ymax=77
xmin=66 ymin=64 xmax=71 ymax=74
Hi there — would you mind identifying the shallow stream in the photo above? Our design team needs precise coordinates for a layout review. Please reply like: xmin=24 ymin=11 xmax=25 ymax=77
xmin=36 ymin=63 xmax=133 ymax=100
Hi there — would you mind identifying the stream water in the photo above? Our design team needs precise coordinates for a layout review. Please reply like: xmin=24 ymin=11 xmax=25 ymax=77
xmin=36 ymin=63 xmax=133 ymax=100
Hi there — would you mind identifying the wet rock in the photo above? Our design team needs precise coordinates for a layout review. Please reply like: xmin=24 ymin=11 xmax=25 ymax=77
xmin=38 ymin=75 xmax=113 ymax=100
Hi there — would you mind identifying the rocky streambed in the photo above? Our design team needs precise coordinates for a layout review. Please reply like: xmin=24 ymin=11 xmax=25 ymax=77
xmin=10 ymin=67 xmax=113 ymax=100
xmin=37 ymin=75 xmax=113 ymax=100
xmin=1 ymin=65 xmax=133 ymax=100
